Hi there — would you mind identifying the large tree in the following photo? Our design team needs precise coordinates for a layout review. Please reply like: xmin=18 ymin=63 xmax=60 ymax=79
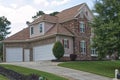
xmin=0 ymin=16 xmax=11 ymax=40
xmin=32 ymin=11 xmax=45 ymax=19
xmin=92 ymin=0 xmax=120 ymax=59
xmin=0 ymin=16 xmax=11 ymax=59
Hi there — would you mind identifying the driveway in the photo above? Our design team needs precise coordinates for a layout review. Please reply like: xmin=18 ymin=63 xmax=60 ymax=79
xmin=2 ymin=61 xmax=112 ymax=80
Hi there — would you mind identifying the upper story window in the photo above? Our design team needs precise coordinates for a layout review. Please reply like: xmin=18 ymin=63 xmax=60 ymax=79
xmin=31 ymin=27 xmax=34 ymax=35
xmin=80 ymin=22 xmax=85 ymax=33
xmin=63 ymin=39 xmax=69 ymax=49
xmin=39 ymin=24 xmax=43 ymax=33
xmin=80 ymin=40 xmax=86 ymax=54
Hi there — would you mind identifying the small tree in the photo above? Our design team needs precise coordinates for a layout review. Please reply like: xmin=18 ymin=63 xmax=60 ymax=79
xmin=52 ymin=41 xmax=64 ymax=60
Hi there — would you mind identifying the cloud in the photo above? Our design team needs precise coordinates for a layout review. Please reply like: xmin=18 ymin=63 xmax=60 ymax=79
xmin=51 ymin=0 xmax=70 ymax=6
xmin=33 ymin=0 xmax=49 ymax=7
xmin=33 ymin=0 xmax=71 ymax=7
xmin=0 ymin=4 xmax=37 ymax=36
xmin=0 ymin=4 xmax=37 ymax=23
xmin=10 ymin=3 xmax=18 ymax=8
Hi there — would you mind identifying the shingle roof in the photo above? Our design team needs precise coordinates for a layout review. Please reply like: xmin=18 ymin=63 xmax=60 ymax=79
xmin=30 ymin=14 xmax=58 ymax=25
xmin=4 ymin=27 xmax=30 ymax=41
xmin=45 ymin=23 xmax=74 ymax=36
xmin=56 ymin=3 xmax=84 ymax=23
xmin=4 ymin=3 xmax=85 ymax=42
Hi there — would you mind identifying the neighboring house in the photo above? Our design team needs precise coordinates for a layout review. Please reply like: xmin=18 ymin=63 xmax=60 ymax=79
xmin=3 ymin=3 xmax=97 ymax=62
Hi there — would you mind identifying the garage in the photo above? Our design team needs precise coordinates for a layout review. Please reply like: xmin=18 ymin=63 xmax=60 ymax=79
xmin=33 ymin=44 xmax=56 ymax=61
xmin=6 ymin=48 xmax=23 ymax=62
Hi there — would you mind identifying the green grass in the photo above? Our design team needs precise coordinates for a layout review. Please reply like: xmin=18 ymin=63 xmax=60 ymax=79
xmin=0 ymin=75 xmax=8 ymax=80
xmin=58 ymin=61 xmax=120 ymax=78
xmin=0 ymin=64 xmax=68 ymax=80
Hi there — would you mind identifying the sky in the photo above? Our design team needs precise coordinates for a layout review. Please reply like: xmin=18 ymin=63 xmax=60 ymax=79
xmin=0 ymin=0 xmax=95 ymax=36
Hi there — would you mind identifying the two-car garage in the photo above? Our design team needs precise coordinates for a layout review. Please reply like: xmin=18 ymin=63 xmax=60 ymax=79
xmin=5 ymin=43 xmax=55 ymax=62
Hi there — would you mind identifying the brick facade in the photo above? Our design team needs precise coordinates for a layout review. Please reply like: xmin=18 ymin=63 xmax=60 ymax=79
xmin=61 ymin=15 xmax=91 ymax=60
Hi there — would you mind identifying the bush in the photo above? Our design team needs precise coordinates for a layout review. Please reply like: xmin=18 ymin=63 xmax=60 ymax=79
xmin=52 ymin=41 xmax=64 ymax=60
xmin=70 ymin=54 xmax=77 ymax=61
xmin=0 ymin=66 xmax=47 ymax=80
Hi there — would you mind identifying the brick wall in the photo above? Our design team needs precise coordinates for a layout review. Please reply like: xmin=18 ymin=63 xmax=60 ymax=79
xmin=61 ymin=15 xmax=91 ymax=60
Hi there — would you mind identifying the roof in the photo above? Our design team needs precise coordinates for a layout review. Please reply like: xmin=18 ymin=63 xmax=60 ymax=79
xmin=56 ymin=3 xmax=84 ymax=23
xmin=45 ymin=23 xmax=74 ymax=36
xmin=30 ymin=14 xmax=58 ymax=25
xmin=4 ymin=27 xmax=30 ymax=41
xmin=4 ymin=3 xmax=86 ymax=42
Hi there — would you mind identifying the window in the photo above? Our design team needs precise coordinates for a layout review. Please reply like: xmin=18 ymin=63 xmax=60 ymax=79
xmin=80 ymin=40 xmax=86 ymax=54
xmin=39 ymin=24 xmax=43 ymax=33
xmin=63 ymin=39 xmax=69 ymax=48
xmin=91 ymin=48 xmax=96 ymax=54
xmin=31 ymin=27 xmax=34 ymax=35
xmin=80 ymin=22 xmax=85 ymax=32
xmin=91 ymin=48 xmax=97 ymax=56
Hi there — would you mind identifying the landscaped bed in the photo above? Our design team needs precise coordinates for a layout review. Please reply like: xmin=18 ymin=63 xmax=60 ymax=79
xmin=58 ymin=61 xmax=120 ymax=78
xmin=0 ymin=64 xmax=68 ymax=80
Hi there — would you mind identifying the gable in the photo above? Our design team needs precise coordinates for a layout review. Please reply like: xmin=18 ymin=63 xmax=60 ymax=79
xmin=75 ymin=4 xmax=94 ymax=21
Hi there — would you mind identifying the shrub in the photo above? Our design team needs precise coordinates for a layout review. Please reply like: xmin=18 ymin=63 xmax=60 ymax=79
xmin=52 ymin=41 xmax=64 ymax=60
xmin=70 ymin=54 xmax=77 ymax=61
xmin=0 ymin=66 xmax=47 ymax=80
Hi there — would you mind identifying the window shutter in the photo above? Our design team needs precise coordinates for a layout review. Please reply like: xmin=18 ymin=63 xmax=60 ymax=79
xmin=79 ymin=41 xmax=80 ymax=52
xmin=78 ymin=25 xmax=80 ymax=32
xmin=67 ymin=40 xmax=69 ymax=48
xmin=62 ymin=39 xmax=64 ymax=47
xmin=85 ymin=41 xmax=87 ymax=53
xmin=85 ymin=22 xmax=87 ymax=32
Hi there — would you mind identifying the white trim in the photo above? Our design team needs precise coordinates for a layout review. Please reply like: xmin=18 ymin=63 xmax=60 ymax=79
xmin=39 ymin=22 xmax=44 ymax=34
xmin=74 ymin=3 xmax=86 ymax=17
xmin=80 ymin=40 xmax=86 ymax=54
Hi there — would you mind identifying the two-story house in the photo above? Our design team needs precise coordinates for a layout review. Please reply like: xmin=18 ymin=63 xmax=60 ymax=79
xmin=3 ymin=3 xmax=97 ymax=62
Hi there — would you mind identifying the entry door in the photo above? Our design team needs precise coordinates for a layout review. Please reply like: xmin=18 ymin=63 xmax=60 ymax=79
xmin=24 ymin=49 xmax=30 ymax=62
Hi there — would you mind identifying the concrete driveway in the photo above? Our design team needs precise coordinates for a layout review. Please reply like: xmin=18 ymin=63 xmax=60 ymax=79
xmin=2 ymin=61 xmax=112 ymax=80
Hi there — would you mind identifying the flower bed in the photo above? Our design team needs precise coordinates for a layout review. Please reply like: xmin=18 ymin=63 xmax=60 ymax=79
xmin=0 ymin=66 xmax=47 ymax=80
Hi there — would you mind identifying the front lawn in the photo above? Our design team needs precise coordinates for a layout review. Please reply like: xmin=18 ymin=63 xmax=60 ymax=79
xmin=0 ymin=75 xmax=8 ymax=80
xmin=58 ymin=61 xmax=120 ymax=78
xmin=0 ymin=64 xmax=68 ymax=80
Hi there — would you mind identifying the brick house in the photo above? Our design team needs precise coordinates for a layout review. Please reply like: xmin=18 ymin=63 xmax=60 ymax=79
xmin=3 ymin=3 xmax=97 ymax=62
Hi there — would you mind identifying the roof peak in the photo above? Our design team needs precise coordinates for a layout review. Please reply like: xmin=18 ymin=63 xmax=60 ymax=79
xmin=60 ymin=3 xmax=85 ymax=12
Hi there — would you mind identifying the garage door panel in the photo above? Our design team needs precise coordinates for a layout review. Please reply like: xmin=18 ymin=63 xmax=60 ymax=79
xmin=6 ymin=48 xmax=23 ymax=62
xmin=33 ymin=44 xmax=56 ymax=61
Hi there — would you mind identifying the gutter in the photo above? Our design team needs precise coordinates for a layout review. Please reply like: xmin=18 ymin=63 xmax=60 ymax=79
xmin=3 ymin=33 xmax=74 ymax=43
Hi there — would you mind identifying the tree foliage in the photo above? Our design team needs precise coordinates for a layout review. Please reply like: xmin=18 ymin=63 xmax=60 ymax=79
xmin=49 ymin=12 xmax=59 ymax=16
xmin=92 ymin=0 xmax=120 ymax=58
xmin=32 ymin=11 xmax=59 ymax=19
xmin=0 ymin=16 xmax=11 ymax=41
xmin=32 ymin=11 xmax=45 ymax=19
xmin=52 ymin=41 xmax=64 ymax=60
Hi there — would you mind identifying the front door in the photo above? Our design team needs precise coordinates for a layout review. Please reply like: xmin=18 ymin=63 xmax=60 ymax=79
xmin=24 ymin=49 xmax=30 ymax=62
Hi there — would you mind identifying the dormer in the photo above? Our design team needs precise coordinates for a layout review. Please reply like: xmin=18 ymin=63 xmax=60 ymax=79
xmin=29 ymin=14 xmax=58 ymax=38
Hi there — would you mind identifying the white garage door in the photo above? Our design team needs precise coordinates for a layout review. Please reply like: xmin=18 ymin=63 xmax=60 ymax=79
xmin=6 ymin=48 xmax=23 ymax=62
xmin=33 ymin=44 xmax=56 ymax=61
